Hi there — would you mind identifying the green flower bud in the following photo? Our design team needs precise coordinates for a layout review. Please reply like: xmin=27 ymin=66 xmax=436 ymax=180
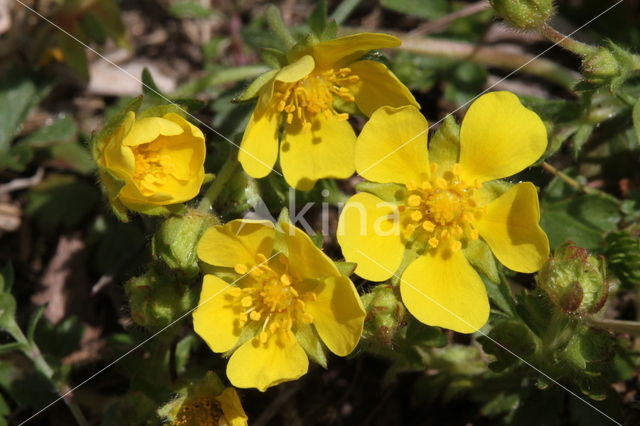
xmin=582 ymin=47 xmax=620 ymax=83
xmin=361 ymin=284 xmax=405 ymax=346
xmin=152 ymin=210 xmax=218 ymax=278
xmin=490 ymin=0 xmax=554 ymax=30
xmin=605 ymin=231 xmax=640 ymax=289
xmin=537 ymin=242 xmax=608 ymax=315
xmin=125 ymin=268 xmax=196 ymax=329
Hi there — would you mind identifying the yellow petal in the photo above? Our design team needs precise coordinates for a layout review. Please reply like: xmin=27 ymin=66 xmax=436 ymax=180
xmin=355 ymin=105 xmax=429 ymax=184
xmin=474 ymin=182 xmax=549 ymax=273
xmin=306 ymin=275 xmax=365 ymax=356
xmin=226 ymin=337 xmax=308 ymax=391
xmin=122 ymin=116 xmax=184 ymax=146
xmin=280 ymin=114 xmax=355 ymax=190
xmin=216 ymin=388 xmax=248 ymax=426
xmin=238 ymin=106 xmax=280 ymax=179
xmin=337 ymin=192 xmax=405 ymax=281
xmin=102 ymin=111 xmax=137 ymax=177
xmin=310 ymin=33 xmax=401 ymax=69
xmin=197 ymin=219 xmax=276 ymax=268
xmin=280 ymin=222 xmax=340 ymax=279
xmin=192 ymin=275 xmax=239 ymax=353
xmin=349 ymin=60 xmax=419 ymax=117
xmin=459 ymin=91 xmax=547 ymax=183
xmin=400 ymin=250 xmax=489 ymax=333
xmin=163 ymin=112 xmax=205 ymax=143
xmin=275 ymin=55 xmax=315 ymax=82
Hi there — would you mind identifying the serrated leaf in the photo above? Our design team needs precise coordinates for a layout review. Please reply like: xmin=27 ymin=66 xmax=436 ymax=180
xmin=309 ymin=0 xmax=328 ymax=38
xmin=0 ymin=66 xmax=50 ymax=152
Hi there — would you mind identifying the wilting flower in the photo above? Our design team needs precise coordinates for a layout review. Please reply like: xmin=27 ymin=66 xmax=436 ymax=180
xmin=337 ymin=91 xmax=550 ymax=333
xmin=238 ymin=33 xmax=418 ymax=190
xmin=159 ymin=371 xmax=248 ymax=426
xmin=193 ymin=219 xmax=365 ymax=391
xmin=96 ymin=110 xmax=205 ymax=214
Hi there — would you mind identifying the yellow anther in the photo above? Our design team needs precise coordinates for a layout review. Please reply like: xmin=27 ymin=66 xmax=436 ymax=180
xmin=410 ymin=210 xmax=423 ymax=222
xmin=259 ymin=331 xmax=269 ymax=344
xmin=452 ymin=163 xmax=461 ymax=176
xmin=422 ymin=220 xmax=436 ymax=232
xmin=450 ymin=240 xmax=462 ymax=252
xmin=453 ymin=225 xmax=464 ymax=237
xmin=463 ymin=212 xmax=475 ymax=224
xmin=469 ymin=229 xmax=479 ymax=240
xmin=403 ymin=223 xmax=416 ymax=238
xmin=269 ymin=322 xmax=280 ymax=333
xmin=255 ymin=253 xmax=268 ymax=264
xmin=241 ymin=296 xmax=253 ymax=308
xmin=234 ymin=264 xmax=248 ymax=275
xmin=407 ymin=195 xmax=422 ymax=207
xmin=428 ymin=237 xmax=439 ymax=248
xmin=301 ymin=313 xmax=314 ymax=324
xmin=336 ymin=113 xmax=349 ymax=121
xmin=405 ymin=180 xmax=417 ymax=191
xmin=249 ymin=310 xmax=261 ymax=321
xmin=280 ymin=274 xmax=291 ymax=286
xmin=295 ymin=299 xmax=305 ymax=310
xmin=421 ymin=181 xmax=432 ymax=191
xmin=228 ymin=287 xmax=242 ymax=297
xmin=304 ymin=292 xmax=317 ymax=302
xmin=440 ymin=230 xmax=450 ymax=240
xmin=435 ymin=178 xmax=448 ymax=189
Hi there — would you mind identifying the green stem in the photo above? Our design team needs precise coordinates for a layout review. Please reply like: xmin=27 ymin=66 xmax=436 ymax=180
xmin=8 ymin=324 xmax=89 ymax=426
xmin=588 ymin=318 xmax=640 ymax=335
xmin=387 ymin=32 xmax=580 ymax=88
xmin=539 ymin=24 xmax=597 ymax=57
xmin=266 ymin=5 xmax=296 ymax=48
xmin=198 ymin=154 xmax=240 ymax=212
xmin=540 ymin=161 xmax=621 ymax=205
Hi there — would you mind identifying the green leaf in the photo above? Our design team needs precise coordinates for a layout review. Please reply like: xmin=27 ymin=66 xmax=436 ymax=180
xmin=309 ymin=0 xmax=328 ymax=38
xmin=0 ymin=341 xmax=27 ymax=354
xmin=259 ymin=48 xmax=287 ymax=69
xmin=0 ymin=66 xmax=50 ymax=153
xmin=79 ymin=12 xmax=107 ymax=44
xmin=26 ymin=175 xmax=101 ymax=232
xmin=380 ymin=0 xmax=450 ymax=19
xmin=57 ymin=31 xmax=89 ymax=79
xmin=479 ymin=320 xmax=537 ymax=371
xmin=141 ymin=68 xmax=168 ymax=108
xmin=168 ymin=1 xmax=215 ymax=18
xmin=27 ymin=305 xmax=46 ymax=344
xmin=0 ymin=263 xmax=14 ymax=293
xmin=20 ymin=115 xmax=77 ymax=147
xmin=541 ymin=193 xmax=622 ymax=250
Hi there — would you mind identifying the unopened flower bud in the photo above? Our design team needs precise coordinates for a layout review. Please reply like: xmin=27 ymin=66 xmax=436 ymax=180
xmin=152 ymin=210 xmax=218 ymax=277
xmin=537 ymin=242 xmax=607 ymax=315
xmin=125 ymin=268 xmax=195 ymax=329
xmin=361 ymin=284 xmax=405 ymax=346
xmin=582 ymin=47 xmax=620 ymax=83
xmin=490 ymin=0 xmax=554 ymax=30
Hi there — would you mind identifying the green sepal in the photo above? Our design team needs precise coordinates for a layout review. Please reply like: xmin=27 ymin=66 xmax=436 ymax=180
xmin=260 ymin=48 xmax=287 ymax=69
xmin=141 ymin=67 xmax=167 ymax=108
xmin=295 ymin=323 xmax=328 ymax=368
xmin=0 ymin=293 xmax=17 ymax=330
xmin=137 ymin=103 xmax=188 ymax=120
xmin=429 ymin=114 xmax=460 ymax=168
xmin=125 ymin=202 xmax=187 ymax=217
xmin=234 ymin=69 xmax=278 ymax=103
xmin=335 ymin=261 xmax=357 ymax=276
xmin=463 ymin=239 xmax=499 ymax=283
xmin=287 ymin=33 xmax=318 ymax=64
xmin=355 ymin=181 xmax=406 ymax=204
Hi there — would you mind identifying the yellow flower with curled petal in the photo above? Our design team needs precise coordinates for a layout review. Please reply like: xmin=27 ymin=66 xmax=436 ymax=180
xmin=337 ymin=91 xmax=550 ymax=333
xmin=193 ymin=219 xmax=365 ymax=391
xmin=239 ymin=33 xmax=419 ymax=190
xmin=97 ymin=110 xmax=205 ymax=214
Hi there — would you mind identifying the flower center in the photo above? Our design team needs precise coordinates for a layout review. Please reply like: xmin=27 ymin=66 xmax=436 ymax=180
xmin=273 ymin=67 xmax=359 ymax=132
xmin=402 ymin=163 xmax=484 ymax=252
xmin=132 ymin=141 xmax=173 ymax=195
xmin=229 ymin=254 xmax=316 ymax=346
xmin=173 ymin=397 xmax=224 ymax=426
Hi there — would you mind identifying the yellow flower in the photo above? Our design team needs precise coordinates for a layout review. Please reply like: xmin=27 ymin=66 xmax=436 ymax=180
xmin=337 ymin=91 xmax=550 ymax=333
xmin=97 ymin=111 xmax=206 ymax=213
xmin=159 ymin=371 xmax=248 ymax=426
xmin=193 ymin=219 xmax=365 ymax=391
xmin=239 ymin=33 xmax=418 ymax=190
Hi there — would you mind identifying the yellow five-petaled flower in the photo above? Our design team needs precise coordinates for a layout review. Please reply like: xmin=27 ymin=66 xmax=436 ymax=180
xmin=193 ymin=219 xmax=365 ymax=391
xmin=239 ymin=33 xmax=418 ymax=190
xmin=338 ymin=91 xmax=550 ymax=333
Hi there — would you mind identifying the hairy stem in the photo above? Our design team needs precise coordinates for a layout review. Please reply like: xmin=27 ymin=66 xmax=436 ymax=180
xmin=540 ymin=161 xmax=621 ymax=205
xmin=539 ymin=24 xmax=597 ymax=57
xmin=588 ymin=318 xmax=640 ymax=336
